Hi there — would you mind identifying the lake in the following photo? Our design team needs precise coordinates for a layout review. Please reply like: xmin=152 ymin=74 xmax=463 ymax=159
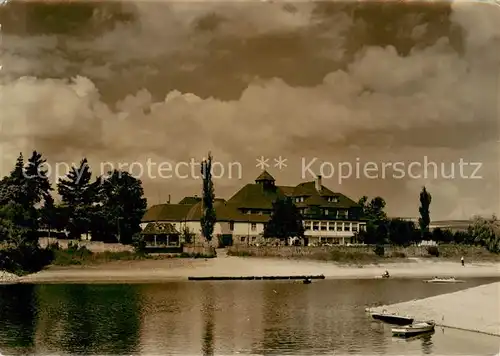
xmin=0 ymin=278 xmax=499 ymax=355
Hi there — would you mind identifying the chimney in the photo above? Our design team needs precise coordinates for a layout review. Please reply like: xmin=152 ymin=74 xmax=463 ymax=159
xmin=168 ymin=194 xmax=171 ymax=204
xmin=315 ymin=175 xmax=322 ymax=192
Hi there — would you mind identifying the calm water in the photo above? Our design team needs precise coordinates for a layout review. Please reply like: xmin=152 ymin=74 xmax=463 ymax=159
xmin=0 ymin=278 xmax=499 ymax=355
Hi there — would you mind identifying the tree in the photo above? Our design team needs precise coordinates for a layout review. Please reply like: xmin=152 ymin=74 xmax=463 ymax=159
xmin=200 ymin=153 xmax=216 ymax=243
xmin=0 ymin=202 xmax=32 ymax=246
xmin=0 ymin=153 xmax=28 ymax=206
xmin=468 ymin=215 xmax=500 ymax=253
xmin=357 ymin=196 xmax=388 ymax=245
xmin=264 ymin=196 xmax=304 ymax=242
xmin=0 ymin=152 xmax=53 ymax=243
xmin=359 ymin=196 xmax=387 ymax=222
xmin=181 ymin=225 xmax=195 ymax=244
xmin=431 ymin=228 xmax=454 ymax=243
xmin=99 ymin=170 xmax=147 ymax=244
xmin=57 ymin=158 xmax=96 ymax=239
xmin=24 ymin=151 xmax=52 ymax=207
xmin=356 ymin=221 xmax=388 ymax=245
xmin=387 ymin=218 xmax=419 ymax=246
xmin=418 ymin=187 xmax=432 ymax=240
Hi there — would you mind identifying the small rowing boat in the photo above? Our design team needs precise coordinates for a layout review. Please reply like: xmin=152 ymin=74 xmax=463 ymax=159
xmin=392 ymin=321 xmax=435 ymax=337
xmin=370 ymin=310 xmax=414 ymax=325
xmin=423 ymin=277 xmax=465 ymax=283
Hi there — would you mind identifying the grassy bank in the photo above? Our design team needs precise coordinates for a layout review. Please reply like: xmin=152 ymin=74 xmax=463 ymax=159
xmin=227 ymin=244 xmax=500 ymax=263
xmin=227 ymin=247 xmax=406 ymax=264
xmin=50 ymin=243 xmax=216 ymax=266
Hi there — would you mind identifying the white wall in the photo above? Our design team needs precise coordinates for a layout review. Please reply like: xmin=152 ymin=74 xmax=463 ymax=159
xmin=232 ymin=222 xmax=265 ymax=236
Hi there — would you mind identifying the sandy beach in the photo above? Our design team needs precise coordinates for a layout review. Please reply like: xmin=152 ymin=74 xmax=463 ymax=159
xmin=17 ymin=252 xmax=500 ymax=283
xmin=370 ymin=282 xmax=500 ymax=336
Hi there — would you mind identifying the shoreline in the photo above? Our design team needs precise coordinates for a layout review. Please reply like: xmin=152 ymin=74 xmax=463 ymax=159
xmin=370 ymin=282 xmax=500 ymax=336
xmin=11 ymin=256 xmax=500 ymax=284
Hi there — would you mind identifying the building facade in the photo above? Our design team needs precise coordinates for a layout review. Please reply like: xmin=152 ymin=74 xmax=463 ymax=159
xmin=141 ymin=171 xmax=367 ymax=246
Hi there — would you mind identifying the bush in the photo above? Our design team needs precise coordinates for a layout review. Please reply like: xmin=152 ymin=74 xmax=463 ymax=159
xmin=178 ymin=252 xmax=216 ymax=258
xmin=0 ymin=243 xmax=54 ymax=275
xmin=374 ymin=244 xmax=385 ymax=257
xmin=391 ymin=251 xmax=406 ymax=258
xmin=132 ymin=233 xmax=146 ymax=253
xmin=427 ymin=246 xmax=440 ymax=257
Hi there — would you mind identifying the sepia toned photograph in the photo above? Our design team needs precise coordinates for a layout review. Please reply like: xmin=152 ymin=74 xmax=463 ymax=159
xmin=0 ymin=0 xmax=499 ymax=354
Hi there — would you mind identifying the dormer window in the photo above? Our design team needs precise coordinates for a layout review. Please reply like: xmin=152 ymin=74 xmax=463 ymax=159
xmin=325 ymin=209 xmax=329 ymax=215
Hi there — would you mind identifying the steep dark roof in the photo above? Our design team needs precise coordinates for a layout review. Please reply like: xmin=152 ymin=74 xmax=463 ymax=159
xmin=226 ymin=183 xmax=285 ymax=210
xmin=178 ymin=196 xmax=226 ymax=205
xmin=293 ymin=181 xmax=334 ymax=196
xmin=255 ymin=170 xmax=275 ymax=182
xmin=142 ymin=178 xmax=360 ymax=223
xmin=143 ymin=201 xmax=269 ymax=223
xmin=179 ymin=196 xmax=201 ymax=204
xmin=141 ymin=222 xmax=180 ymax=235
xmin=142 ymin=204 xmax=193 ymax=222
xmin=292 ymin=181 xmax=359 ymax=209
xmin=278 ymin=186 xmax=295 ymax=196
xmin=304 ymin=194 xmax=326 ymax=206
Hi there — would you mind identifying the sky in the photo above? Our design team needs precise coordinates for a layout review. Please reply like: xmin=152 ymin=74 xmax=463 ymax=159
xmin=0 ymin=0 xmax=499 ymax=219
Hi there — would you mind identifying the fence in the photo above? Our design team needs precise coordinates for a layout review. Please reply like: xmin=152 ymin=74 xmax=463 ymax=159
xmin=38 ymin=238 xmax=135 ymax=253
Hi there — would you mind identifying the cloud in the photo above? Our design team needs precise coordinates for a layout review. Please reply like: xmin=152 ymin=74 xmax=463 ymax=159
xmin=0 ymin=1 xmax=498 ymax=219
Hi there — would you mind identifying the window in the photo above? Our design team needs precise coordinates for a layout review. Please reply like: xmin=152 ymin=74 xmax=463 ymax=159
xmin=229 ymin=221 xmax=234 ymax=231
xmin=320 ymin=222 xmax=327 ymax=231
xmin=251 ymin=223 xmax=257 ymax=231
xmin=328 ymin=223 xmax=335 ymax=231
xmin=247 ymin=210 xmax=251 ymax=215
xmin=333 ymin=196 xmax=339 ymax=203
xmin=304 ymin=221 xmax=311 ymax=230
xmin=258 ymin=211 xmax=263 ymax=215
xmin=352 ymin=224 xmax=358 ymax=232
xmin=337 ymin=223 xmax=343 ymax=231
xmin=241 ymin=236 xmax=246 ymax=242
xmin=325 ymin=209 xmax=329 ymax=215
xmin=344 ymin=224 xmax=350 ymax=231
xmin=313 ymin=221 xmax=319 ymax=231
xmin=338 ymin=209 xmax=348 ymax=218
xmin=359 ymin=224 xmax=366 ymax=231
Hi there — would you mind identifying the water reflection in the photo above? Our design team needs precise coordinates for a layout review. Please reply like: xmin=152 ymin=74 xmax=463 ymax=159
xmin=0 ymin=278 xmax=499 ymax=355
xmin=201 ymin=284 xmax=215 ymax=356
xmin=0 ymin=284 xmax=36 ymax=354
xmin=34 ymin=284 xmax=141 ymax=354
xmin=421 ymin=332 xmax=434 ymax=354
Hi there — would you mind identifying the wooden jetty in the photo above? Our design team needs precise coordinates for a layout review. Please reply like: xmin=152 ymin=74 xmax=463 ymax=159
xmin=188 ymin=275 xmax=325 ymax=281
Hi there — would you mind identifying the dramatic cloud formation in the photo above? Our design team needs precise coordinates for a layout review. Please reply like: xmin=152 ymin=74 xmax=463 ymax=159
xmin=0 ymin=1 xmax=498 ymax=219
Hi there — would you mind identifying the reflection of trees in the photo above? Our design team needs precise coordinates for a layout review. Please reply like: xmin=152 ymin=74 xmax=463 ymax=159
xmin=201 ymin=284 xmax=215 ymax=356
xmin=35 ymin=284 xmax=141 ymax=354
xmin=0 ymin=284 xmax=36 ymax=354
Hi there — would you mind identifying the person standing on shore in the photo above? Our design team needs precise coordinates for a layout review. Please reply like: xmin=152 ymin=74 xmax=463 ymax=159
xmin=461 ymin=256 xmax=465 ymax=266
